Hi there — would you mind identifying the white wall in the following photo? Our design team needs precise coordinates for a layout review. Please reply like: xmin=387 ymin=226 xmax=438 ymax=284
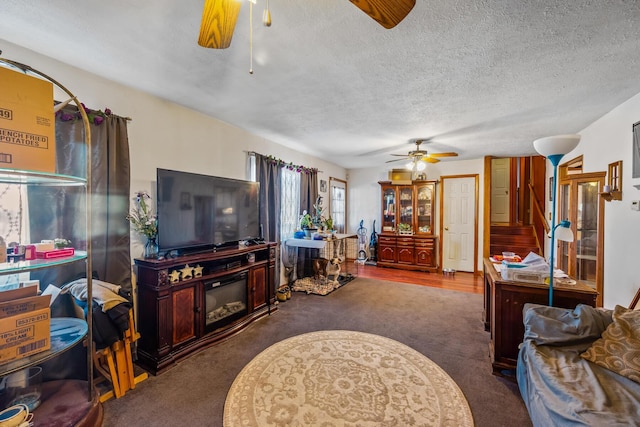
xmin=347 ymin=158 xmax=485 ymax=270
xmin=0 ymin=40 xmax=347 ymax=259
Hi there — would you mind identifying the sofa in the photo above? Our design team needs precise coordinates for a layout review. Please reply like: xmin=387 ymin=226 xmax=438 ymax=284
xmin=517 ymin=303 xmax=640 ymax=426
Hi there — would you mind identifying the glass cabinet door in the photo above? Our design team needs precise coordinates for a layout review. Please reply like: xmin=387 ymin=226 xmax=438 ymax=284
xmin=558 ymin=182 xmax=571 ymax=274
xmin=381 ymin=186 xmax=396 ymax=232
xmin=575 ymin=181 xmax=600 ymax=287
xmin=558 ymin=172 xmax=604 ymax=306
xmin=415 ymin=182 xmax=434 ymax=234
xmin=398 ymin=186 xmax=413 ymax=233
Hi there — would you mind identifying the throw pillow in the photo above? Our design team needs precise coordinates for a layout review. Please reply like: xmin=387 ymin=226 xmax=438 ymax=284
xmin=581 ymin=305 xmax=640 ymax=383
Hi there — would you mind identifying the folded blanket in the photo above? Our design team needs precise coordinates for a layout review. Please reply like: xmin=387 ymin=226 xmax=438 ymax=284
xmin=63 ymin=278 xmax=129 ymax=312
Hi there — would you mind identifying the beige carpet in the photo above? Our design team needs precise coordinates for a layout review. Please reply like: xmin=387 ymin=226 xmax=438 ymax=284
xmin=224 ymin=330 xmax=474 ymax=426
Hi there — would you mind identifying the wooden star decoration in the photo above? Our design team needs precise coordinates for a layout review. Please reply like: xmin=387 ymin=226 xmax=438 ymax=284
xmin=180 ymin=264 xmax=194 ymax=280
xmin=194 ymin=264 xmax=204 ymax=278
xmin=169 ymin=270 xmax=181 ymax=283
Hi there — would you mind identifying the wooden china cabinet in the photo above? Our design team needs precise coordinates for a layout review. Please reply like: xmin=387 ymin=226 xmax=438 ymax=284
xmin=377 ymin=181 xmax=438 ymax=272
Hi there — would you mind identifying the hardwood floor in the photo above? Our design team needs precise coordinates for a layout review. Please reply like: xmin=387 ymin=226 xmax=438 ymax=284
xmin=352 ymin=263 xmax=484 ymax=295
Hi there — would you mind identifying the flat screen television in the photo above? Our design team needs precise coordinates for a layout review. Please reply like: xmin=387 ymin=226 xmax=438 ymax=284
xmin=156 ymin=168 xmax=260 ymax=254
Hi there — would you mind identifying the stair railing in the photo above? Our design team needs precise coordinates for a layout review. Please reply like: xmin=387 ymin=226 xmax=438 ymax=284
xmin=529 ymin=182 xmax=550 ymax=234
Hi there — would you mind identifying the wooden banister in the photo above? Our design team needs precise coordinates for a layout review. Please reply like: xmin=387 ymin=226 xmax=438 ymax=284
xmin=528 ymin=182 xmax=550 ymax=234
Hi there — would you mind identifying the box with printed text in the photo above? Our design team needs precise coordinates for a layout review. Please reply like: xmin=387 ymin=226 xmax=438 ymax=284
xmin=0 ymin=66 xmax=56 ymax=173
xmin=0 ymin=288 xmax=51 ymax=365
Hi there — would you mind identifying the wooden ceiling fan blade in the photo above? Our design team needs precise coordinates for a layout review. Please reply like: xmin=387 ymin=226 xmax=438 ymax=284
xmin=198 ymin=0 xmax=242 ymax=49
xmin=420 ymin=156 xmax=440 ymax=163
xmin=348 ymin=0 xmax=416 ymax=29
xmin=428 ymin=152 xmax=459 ymax=157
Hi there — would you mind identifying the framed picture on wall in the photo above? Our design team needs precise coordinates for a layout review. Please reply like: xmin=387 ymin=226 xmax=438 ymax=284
xmin=320 ymin=179 xmax=327 ymax=193
xmin=549 ymin=177 xmax=554 ymax=201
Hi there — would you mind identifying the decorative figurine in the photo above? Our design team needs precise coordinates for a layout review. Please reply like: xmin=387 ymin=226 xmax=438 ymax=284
xmin=169 ymin=270 xmax=181 ymax=283
xmin=194 ymin=264 xmax=204 ymax=278
xmin=180 ymin=264 xmax=194 ymax=280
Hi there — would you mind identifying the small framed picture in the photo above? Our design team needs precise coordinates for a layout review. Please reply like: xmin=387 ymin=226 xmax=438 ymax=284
xmin=549 ymin=177 xmax=554 ymax=201
xmin=320 ymin=179 xmax=327 ymax=193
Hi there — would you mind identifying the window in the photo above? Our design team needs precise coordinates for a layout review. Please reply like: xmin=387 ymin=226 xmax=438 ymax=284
xmin=329 ymin=178 xmax=347 ymax=233
xmin=608 ymin=160 xmax=622 ymax=191
xmin=280 ymin=168 xmax=300 ymax=241
xmin=560 ymin=155 xmax=583 ymax=178
xmin=0 ymin=183 xmax=30 ymax=288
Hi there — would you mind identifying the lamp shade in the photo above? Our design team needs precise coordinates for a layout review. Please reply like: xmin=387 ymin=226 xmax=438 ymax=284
xmin=555 ymin=226 xmax=574 ymax=242
xmin=549 ymin=220 xmax=574 ymax=242
xmin=533 ymin=134 xmax=581 ymax=157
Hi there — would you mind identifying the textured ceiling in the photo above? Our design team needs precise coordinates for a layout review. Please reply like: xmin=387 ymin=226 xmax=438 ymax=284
xmin=2 ymin=1 xmax=640 ymax=169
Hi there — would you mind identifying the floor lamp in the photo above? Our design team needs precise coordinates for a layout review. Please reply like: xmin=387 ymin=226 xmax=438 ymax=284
xmin=533 ymin=134 xmax=581 ymax=306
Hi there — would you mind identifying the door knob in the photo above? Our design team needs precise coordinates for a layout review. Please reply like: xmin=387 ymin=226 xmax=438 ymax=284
xmin=444 ymin=227 xmax=449 ymax=230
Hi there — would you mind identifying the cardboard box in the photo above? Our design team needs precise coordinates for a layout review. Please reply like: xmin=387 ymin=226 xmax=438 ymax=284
xmin=0 ymin=66 xmax=56 ymax=173
xmin=0 ymin=288 xmax=51 ymax=364
xmin=36 ymin=248 xmax=75 ymax=259
xmin=388 ymin=169 xmax=412 ymax=184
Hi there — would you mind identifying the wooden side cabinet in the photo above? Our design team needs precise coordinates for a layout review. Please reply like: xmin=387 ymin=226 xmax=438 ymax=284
xmin=249 ymin=264 xmax=267 ymax=311
xmin=135 ymin=242 xmax=277 ymax=375
xmin=397 ymin=237 xmax=415 ymax=265
xmin=376 ymin=234 xmax=437 ymax=271
xmin=378 ymin=235 xmax=397 ymax=263
xmin=415 ymin=238 xmax=436 ymax=267
xmin=483 ymin=258 xmax=598 ymax=375
xmin=172 ymin=283 xmax=199 ymax=346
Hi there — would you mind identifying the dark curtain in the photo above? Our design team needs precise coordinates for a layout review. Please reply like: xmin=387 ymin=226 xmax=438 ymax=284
xmin=255 ymin=153 xmax=282 ymax=288
xmin=28 ymin=106 xmax=131 ymax=381
xmin=29 ymin=107 xmax=131 ymax=293
xmin=297 ymin=169 xmax=318 ymax=279
xmin=300 ymin=170 xmax=318 ymax=216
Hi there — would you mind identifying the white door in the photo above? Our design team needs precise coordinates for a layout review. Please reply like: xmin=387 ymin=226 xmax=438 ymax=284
xmin=442 ymin=176 xmax=477 ymax=272
xmin=491 ymin=158 xmax=510 ymax=223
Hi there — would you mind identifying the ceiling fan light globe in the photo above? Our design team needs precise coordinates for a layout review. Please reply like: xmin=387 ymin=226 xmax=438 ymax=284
xmin=405 ymin=161 xmax=414 ymax=170
xmin=416 ymin=160 xmax=426 ymax=171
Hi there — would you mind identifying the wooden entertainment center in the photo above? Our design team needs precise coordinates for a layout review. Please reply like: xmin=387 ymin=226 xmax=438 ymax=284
xmin=134 ymin=242 xmax=277 ymax=375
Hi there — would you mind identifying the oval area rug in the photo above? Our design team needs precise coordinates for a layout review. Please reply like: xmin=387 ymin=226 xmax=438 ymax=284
xmin=224 ymin=330 xmax=474 ymax=426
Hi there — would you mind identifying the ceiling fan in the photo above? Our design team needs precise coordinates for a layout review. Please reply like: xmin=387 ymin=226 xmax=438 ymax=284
xmin=386 ymin=139 xmax=458 ymax=170
xmin=198 ymin=0 xmax=416 ymax=49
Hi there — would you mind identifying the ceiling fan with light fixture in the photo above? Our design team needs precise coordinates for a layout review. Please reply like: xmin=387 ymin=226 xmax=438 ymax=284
xmin=386 ymin=139 xmax=458 ymax=171
xmin=198 ymin=0 xmax=416 ymax=49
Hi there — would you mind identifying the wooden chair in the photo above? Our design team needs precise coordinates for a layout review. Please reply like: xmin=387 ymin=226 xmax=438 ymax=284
xmin=93 ymin=309 xmax=148 ymax=402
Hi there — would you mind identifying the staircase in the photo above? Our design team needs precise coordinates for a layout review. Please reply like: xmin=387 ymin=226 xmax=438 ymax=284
xmin=490 ymin=225 xmax=541 ymax=259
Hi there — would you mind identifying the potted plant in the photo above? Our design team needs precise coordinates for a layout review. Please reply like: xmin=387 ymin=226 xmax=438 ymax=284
xmin=127 ymin=191 xmax=159 ymax=258
xmin=398 ymin=223 xmax=412 ymax=235
xmin=300 ymin=211 xmax=317 ymax=238
xmin=324 ymin=216 xmax=334 ymax=232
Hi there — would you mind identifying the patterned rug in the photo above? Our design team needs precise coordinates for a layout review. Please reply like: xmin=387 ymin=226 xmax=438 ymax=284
xmin=290 ymin=274 xmax=356 ymax=296
xmin=223 ymin=330 xmax=474 ymax=426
